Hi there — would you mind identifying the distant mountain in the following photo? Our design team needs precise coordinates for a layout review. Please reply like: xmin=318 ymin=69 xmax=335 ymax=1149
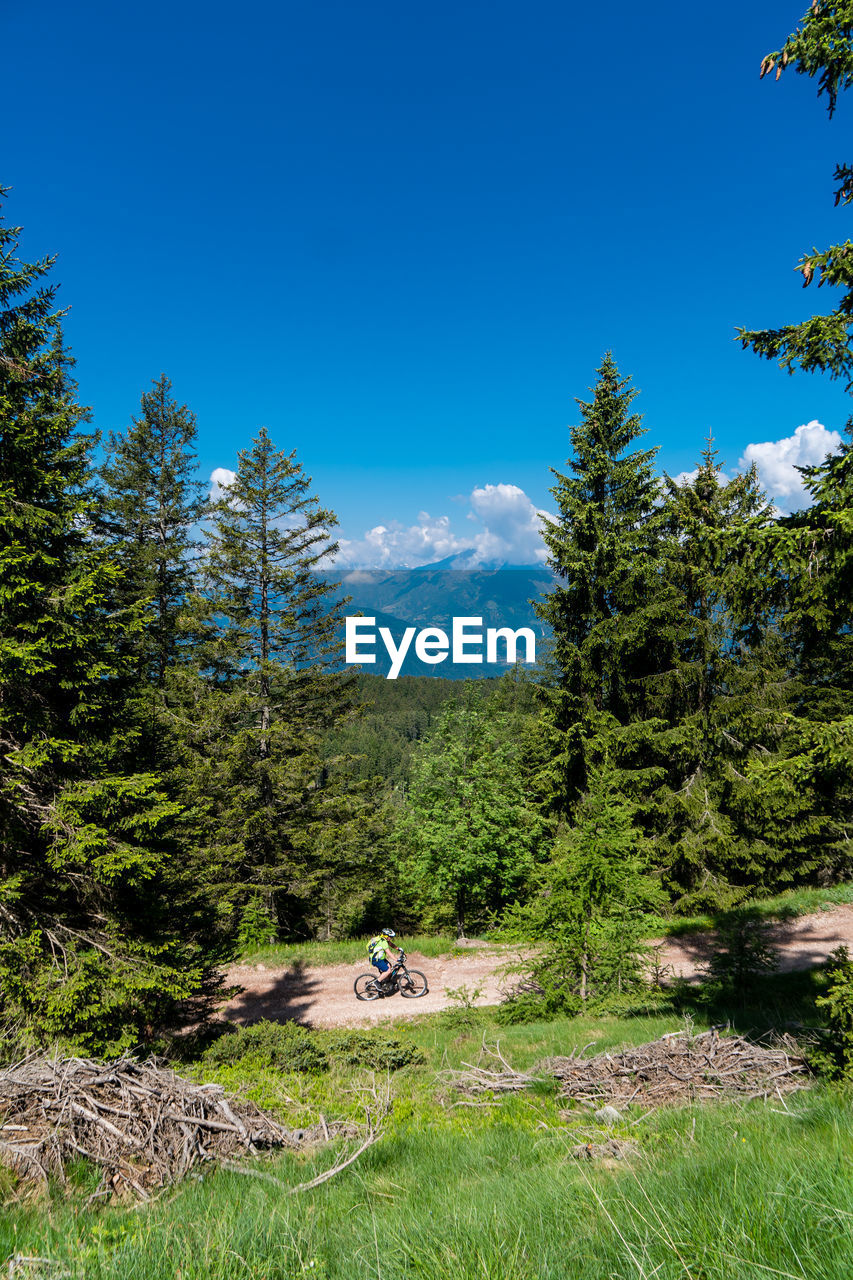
xmin=318 ymin=562 xmax=554 ymax=679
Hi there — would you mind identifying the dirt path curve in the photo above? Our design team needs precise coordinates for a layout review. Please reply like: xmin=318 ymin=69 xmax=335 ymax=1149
xmin=218 ymin=905 xmax=853 ymax=1030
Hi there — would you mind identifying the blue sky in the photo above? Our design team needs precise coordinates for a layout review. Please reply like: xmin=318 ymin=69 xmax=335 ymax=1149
xmin=5 ymin=0 xmax=851 ymax=564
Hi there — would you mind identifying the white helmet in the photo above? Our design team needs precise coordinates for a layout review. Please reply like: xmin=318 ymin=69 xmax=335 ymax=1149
xmin=381 ymin=927 xmax=396 ymax=937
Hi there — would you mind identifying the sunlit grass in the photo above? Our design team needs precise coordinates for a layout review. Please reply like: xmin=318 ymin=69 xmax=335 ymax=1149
xmin=646 ymin=881 xmax=853 ymax=938
xmin=235 ymin=933 xmax=494 ymax=968
xmin=235 ymin=883 xmax=853 ymax=970
xmin=3 ymin=1084 xmax=852 ymax=1279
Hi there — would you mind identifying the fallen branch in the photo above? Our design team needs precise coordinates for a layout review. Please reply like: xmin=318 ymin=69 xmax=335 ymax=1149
xmin=0 ymin=1054 xmax=335 ymax=1198
xmin=224 ymin=1080 xmax=391 ymax=1195
xmin=443 ymin=1028 xmax=809 ymax=1109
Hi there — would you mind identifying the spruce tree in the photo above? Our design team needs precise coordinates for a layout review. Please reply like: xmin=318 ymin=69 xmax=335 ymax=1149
xmin=101 ymin=374 xmax=205 ymax=687
xmin=536 ymin=354 xmax=672 ymax=818
xmin=741 ymin=431 xmax=853 ymax=884
xmin=181 ymin=428 xmax=361 ymax=937
xmin=648 ymin=446 xmax=787 ymax=906
xmin=735 ymin=5 xmax=853 ymax=887
xmin=0 ymin=190 xmax=200 ymax=1051
xmin=501 ymin=764 xmax=663 ymax=1017
xmin=740 ymin=2 xmax=853 ymax=387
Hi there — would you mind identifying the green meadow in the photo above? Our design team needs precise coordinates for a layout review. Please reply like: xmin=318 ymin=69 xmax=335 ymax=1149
xmin=4 ymin=968 xmax=852 ymax=1280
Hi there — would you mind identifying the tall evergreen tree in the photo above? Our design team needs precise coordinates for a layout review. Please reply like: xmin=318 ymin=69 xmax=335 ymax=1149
xmin=0 ymin=190 xmax=200 ymax=1051
xmin=101 ymin=374 xmax=205 ymax=687
xmin=735 ymin=5 xmax=853 ymax=887
xmin=740 ymin=2 xmax=853 ymax=387
xmin=535 ymin=354 xmax=672 ymax=817
xmin=741 ymin=431 xmax=853 ymax=884
xmin=180 ymin=428 xmax=363 ymax=937
xmin=646 ymin=446 xmax=787 ymax=906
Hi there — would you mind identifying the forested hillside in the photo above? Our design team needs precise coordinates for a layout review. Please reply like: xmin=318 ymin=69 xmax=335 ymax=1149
xmin=2 ymin=0 xmax=852 ymax=1051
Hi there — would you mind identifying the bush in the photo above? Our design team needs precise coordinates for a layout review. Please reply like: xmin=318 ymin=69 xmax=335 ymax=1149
xmin=704 ymin=910 xmax=779 ymax=1005
xmin=322 ymin=1029 xmax=424 ymax=1071
xmin=813 ymin=946 xmax=853 ymax=1081
xmin=202 ymin=1019 xmax=327 ymax=1073
xmin=236 ymin=895 xmax=278 ymax=951
xmin=493 ymin=986 xmax=558 ymax=1025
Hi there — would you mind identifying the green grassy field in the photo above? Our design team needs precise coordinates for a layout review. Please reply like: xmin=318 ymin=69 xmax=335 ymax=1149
xmin=3 ymin=972 xmax=852 ymax=1280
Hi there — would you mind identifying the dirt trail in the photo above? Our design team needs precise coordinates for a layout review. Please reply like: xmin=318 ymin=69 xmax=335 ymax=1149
xmin=218 ymin=905 xmax=853 ymax=1030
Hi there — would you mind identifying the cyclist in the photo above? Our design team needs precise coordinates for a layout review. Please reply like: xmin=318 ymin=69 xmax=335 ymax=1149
xmin=367 ymin=928 xmax=403 ymax=994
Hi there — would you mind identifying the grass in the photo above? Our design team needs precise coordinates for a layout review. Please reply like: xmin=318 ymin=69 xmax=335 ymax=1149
xmin=235 ymin=933 xmax=491 ymax=968
xmin=644 ymin=881 xmax=853 ymax=939
xmin=3 ymin=1081 xmax=852 ymax=1278
xmin=5 ymin=910 xmax=852 ymax=1278
xmin=5 ymin=974 xmax=853 ymax=1279
xmin=235 ymin=883 xmax=853 ymax=970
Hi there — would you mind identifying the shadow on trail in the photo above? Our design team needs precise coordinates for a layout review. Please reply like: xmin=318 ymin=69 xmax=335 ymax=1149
xmin=221 ymin=959 xmax=323 ymax=1028
xmin=625 ymin=966 xmax=831 ymax=1040
xmin=666 ymin=911 xmax=850 ymax=980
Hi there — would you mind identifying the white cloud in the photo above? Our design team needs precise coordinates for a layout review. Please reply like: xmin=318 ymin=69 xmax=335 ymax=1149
xmin=739 ymin=420 xmax=842 ymax=511
xmin=333 ymin=484 xmax=553 ymax=569
xmin=467 ymin=483 xmax=550 ymax=565
xmin=334 ymin=513 xmax=468 ymax=569
xmin=670 ymin=467 xmax=733 ymax=489
xmin=209 ymin=467 xmax=236 ymax=501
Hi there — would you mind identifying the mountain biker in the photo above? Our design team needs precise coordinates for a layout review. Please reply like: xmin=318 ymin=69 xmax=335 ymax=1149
xmin=367 ymin=928 xmax=403 ymax=993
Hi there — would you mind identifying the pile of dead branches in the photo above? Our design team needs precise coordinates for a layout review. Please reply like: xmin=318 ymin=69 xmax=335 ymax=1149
xmin=0 ymin=1053 xmax=346 ymax=1199
xmin=548 ymin=1028 xmax=809 ymax=1108
xmin=444 ymin=1029 xmax=809 ymax=1109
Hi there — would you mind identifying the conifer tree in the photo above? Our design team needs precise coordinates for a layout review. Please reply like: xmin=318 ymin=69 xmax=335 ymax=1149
xmin=181 ymin=428 xmax=361 ymax=937
xmin=501 ymin=765 xmax=663 ymax=1016
xmin=0 ymin=190 xmax=200 ymax=1051
xmin=735 ymin=4 xmax=853 ymax=886
xmin=648 ymin=447 xmax=787 ymax=905
xmin=536 ymin=354 xmax=673 ymax=817
xmin=740 ymin=2 xmax=853 ymax=387
xmin=101 ymin=374 xmax=205 ymax=687
xmin=741 ymin=431 xmax=853 ymax=884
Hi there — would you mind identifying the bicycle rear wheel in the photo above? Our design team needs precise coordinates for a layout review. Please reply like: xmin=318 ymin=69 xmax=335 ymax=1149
xmin=354 ymin=973 xmax=380 ymax=1001
xmin=398 ymin=968 xmax=428 ymax=998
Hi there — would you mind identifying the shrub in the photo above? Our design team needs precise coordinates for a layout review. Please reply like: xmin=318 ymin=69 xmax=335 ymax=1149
xmin=236 ymin=895 xmax=278 ymax=951
xmin=813 ymin=946 xmax=853 ymax=1081
xmin=322 ymin=1029 xmax=424 ymax=1071
xmin=705 ymin=909 xmax=778 ymax=1002
xmin=202 ymin=1019 xmax=327 ymax=1073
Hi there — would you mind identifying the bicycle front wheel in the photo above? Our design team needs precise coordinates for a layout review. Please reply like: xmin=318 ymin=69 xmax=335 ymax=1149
xmin=398 ymin=968 xmax=428 ymax=998
xmin=354 ymin=973 xmax=380 ymax=1001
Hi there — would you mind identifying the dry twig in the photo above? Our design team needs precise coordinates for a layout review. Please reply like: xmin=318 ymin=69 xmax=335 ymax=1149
xmin=0 ymin=1054 xmax=342 ymax=1198
xmin=444 ymin=1029 xmax=809 ymax=1109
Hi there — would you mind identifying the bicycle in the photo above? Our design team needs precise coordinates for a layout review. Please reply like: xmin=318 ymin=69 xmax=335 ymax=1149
xmin=354 ymin=950 xmax=429 ymax=1001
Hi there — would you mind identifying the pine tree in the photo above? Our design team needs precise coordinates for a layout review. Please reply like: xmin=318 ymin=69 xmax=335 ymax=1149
xmin=181 ymin=428 xmax=362 ymax=937
xmin=501 ymin=764 xmax=663 ymax=1017
xmin=739 ymin=2 xmax=853 ymax=386
xmin=735 ymin=4 xmax=853 ymax=886
xmin=0 ymin=189 xmax=200 ymax=1052
xmin=101 ymin=374 xmax=205 ymax=687
xmin=647 ymin=446 xmax=787 ymax=906
xmin=740 ymin=431 xmax=853 ymax=884
xmin=535 ymin=353 xmax=673 ymax=818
